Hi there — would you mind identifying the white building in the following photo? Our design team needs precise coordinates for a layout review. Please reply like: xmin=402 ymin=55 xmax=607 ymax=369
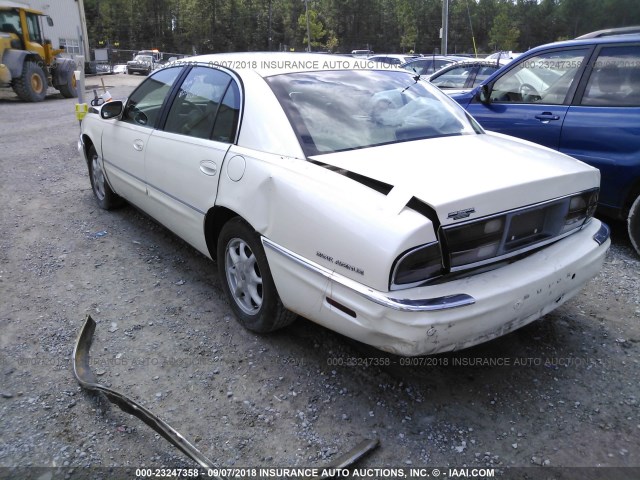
xmin=25 ymin=0 xmax=89 ymax=60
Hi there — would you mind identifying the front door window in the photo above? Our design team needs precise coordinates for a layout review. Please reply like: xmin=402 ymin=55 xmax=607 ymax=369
xmin=491 ymin=49 xmax=589 ymax=105
xmin=122 ymin=67 xmax=183 ymax=128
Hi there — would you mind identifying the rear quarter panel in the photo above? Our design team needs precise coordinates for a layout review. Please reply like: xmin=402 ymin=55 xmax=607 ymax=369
xmin=214 ymin=146 xmax=436 ymax=292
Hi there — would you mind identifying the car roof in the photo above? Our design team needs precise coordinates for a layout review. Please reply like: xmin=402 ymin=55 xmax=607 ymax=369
xmin=405 ymin=55 xmax=468 ymax=61
xmin=435 ymin=58 xmax=506 ymax=67
xmin=400 ymin=55 xmax=469 ymax=67
xmin=428 ymin=59 xmax=507 ymax=79
xmin=369 ymin=54 xmax=415 ymax=59
xmin=0 ymin=1 xmax=44 ymax=14
xmin=173 ymin=52 xmax=398 ymax=77
xmin=575 ymin=26 xmax=640 ymax=39
xmin=528 ymin=33 xmax=640 ymax=51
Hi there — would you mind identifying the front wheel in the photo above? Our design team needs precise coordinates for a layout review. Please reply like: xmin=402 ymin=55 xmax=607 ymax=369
xmin=87 ymin=145 xmax=123 ymax=210
xmin=217 ymin=218 xmax=296 ymax=333
xmin=628 ymin=194 xmax=640 ymax=256
xmin=13 ymin=61 xmax=47 ymax=102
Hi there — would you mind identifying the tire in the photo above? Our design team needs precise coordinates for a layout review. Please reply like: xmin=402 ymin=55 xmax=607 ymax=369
xmin=87 ymin=145 xmax=123 ymax=210
xmin=628 ymin=194 xmax=640 ymax=256
xmin=13 ymin=61 xmax=47 ymax=102
xmin=57 ymin=69 xmax=77 ymax=98
xmin=217 ymin=218 xmax=297 ymax=333
xmin=127 ymin=68 xmax=132 ymax=75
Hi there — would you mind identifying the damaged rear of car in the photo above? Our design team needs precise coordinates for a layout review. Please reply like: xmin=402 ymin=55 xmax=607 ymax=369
xmin=257 ymin=66 xmax=610 ymax=356
xmin=79 ymin=53 xmax=610 ymax=357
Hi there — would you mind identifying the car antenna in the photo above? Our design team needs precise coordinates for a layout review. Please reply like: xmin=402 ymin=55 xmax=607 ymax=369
xmin=402 ymin=73 xmax=421 ymax=93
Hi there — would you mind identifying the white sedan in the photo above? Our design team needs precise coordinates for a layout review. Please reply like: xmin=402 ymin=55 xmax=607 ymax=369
xmin=79 ymin=52 xmax=610 ymax=356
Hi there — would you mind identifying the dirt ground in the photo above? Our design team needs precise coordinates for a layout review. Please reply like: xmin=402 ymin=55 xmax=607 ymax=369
xmin=0 ymin=73 xmax=639 ymax=480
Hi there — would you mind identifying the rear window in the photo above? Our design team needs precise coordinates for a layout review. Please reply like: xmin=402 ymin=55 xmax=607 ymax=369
xmin=267 ymin=70 xmax=480 ymax=156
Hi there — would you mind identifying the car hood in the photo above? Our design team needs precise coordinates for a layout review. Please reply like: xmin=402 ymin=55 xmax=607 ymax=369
xmin=309 ymin=132 xmax=599 ymax=226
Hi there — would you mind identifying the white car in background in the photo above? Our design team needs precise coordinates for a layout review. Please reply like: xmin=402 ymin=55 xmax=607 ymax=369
xmin=428 ymin=58 xmax=512 ymax=95
xmin=79 ymin=53 xmax=609 ymax=356
xmin=486 ymin=51 xmax=522 ymax=61
xmin=367 ymin=54 xmax=419 ymax=66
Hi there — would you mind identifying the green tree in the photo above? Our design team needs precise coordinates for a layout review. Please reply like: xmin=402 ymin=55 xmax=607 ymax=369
xmin=489 ymin=8 xmax=520 ymax=51
xmin=298 ymin=9 xmax=327 ymax=50
xmin=84 ymin=0 xmax=640 ymax=57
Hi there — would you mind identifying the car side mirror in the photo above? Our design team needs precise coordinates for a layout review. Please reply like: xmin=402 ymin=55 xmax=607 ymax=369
xmin=46 ymin=16 xmax=54 ymax=27
xmin=100 ymin=100 xmax=124 ymax=119
xmin=478 ymin=84 xmax=492 ymax=105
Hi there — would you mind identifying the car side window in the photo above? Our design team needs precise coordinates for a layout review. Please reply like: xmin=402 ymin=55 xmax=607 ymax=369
xmin=122 ymin=67 xmax=182 ymax=128
xmin=432 ymin=66 xmax=473 ymax=89
xmin=434 ymin=60 xmax=451 ymax=72
xmin=164 ymin=67 xmax=234 ymax=140
xmin=474 ymin=65 xmax=499 ymax=86
xmin=581 ymin=46 xmax=640 ymax=107
xmin=490 ymin=49 xmax=588 ymax=105
xmin=212 ymin=81 xmax=240 ymax=143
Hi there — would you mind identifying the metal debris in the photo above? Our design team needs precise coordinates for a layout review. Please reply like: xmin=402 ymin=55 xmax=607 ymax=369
xmin=73 ymin=315 xmax=379 ymax=478
xmin=73 ymin=315 xmax=223 ymax=477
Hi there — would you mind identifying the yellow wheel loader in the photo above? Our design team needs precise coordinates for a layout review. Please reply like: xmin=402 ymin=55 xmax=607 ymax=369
xmin=0 ymin=2 xmax=77 ymax=101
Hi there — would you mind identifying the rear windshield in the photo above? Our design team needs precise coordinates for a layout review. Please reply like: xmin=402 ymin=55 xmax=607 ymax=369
xmin=267 ymin=70 xmax=480 ymax=156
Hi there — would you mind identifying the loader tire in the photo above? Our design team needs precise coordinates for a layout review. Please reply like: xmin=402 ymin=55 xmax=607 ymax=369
xmin=57 ymin=69 xmax=77 ymax=98
xmin=13 ymin=61 xmax=47 ymax=102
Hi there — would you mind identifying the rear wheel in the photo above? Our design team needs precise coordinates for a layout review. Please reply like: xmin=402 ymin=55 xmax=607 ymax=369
xmin=13 ymin=61 xmax=47 ymax=102
xmin=628 ymin=194 xmax=640 ymax=256
xmin=57 ymin=69 xmax=77 ymax=98
xmin=87 ymin=145 xmax=123 ymax=210
xmin=217 ymin=218 xmax=296 ymax=333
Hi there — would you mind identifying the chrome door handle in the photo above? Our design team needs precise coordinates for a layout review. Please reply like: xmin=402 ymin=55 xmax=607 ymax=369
xmin=535 ymin=113 xmax=560 ymax=123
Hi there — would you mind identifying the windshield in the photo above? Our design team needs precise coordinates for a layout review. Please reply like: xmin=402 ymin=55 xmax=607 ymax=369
xmin=0 ymin=9 xmax=22 ymax=35
xmin=267 ymin=70 xmax=480 ymax=156
xmin=133 ymin=55 xmax=153 ymax=62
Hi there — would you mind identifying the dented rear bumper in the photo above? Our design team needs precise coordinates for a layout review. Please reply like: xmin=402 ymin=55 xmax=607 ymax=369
xmin=264 ymin=220 xmax=610 ymax=356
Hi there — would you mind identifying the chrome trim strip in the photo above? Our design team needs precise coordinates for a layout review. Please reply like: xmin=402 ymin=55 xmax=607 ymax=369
xmin=261 ymin=237 xmax=475 ymax=312
xmin=593 ymin=222 xmax=610 ymax=245
xmin=443 ymin=188 xmax=598 ymax=228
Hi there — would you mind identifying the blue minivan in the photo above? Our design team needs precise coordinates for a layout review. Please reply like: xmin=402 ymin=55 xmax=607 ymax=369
xmin=451 ymin=34 xmax=640 ymax=255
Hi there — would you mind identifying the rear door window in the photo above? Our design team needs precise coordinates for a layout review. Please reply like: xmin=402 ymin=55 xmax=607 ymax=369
xmin=581 ymin=45 xmax=640 ymax=106
xmin=163 ymin=66 xmax=231 ymax=139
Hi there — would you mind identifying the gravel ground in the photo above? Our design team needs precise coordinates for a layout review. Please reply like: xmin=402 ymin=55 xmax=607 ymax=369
xmin=0 ymin=74 xmax=639 ymax=480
